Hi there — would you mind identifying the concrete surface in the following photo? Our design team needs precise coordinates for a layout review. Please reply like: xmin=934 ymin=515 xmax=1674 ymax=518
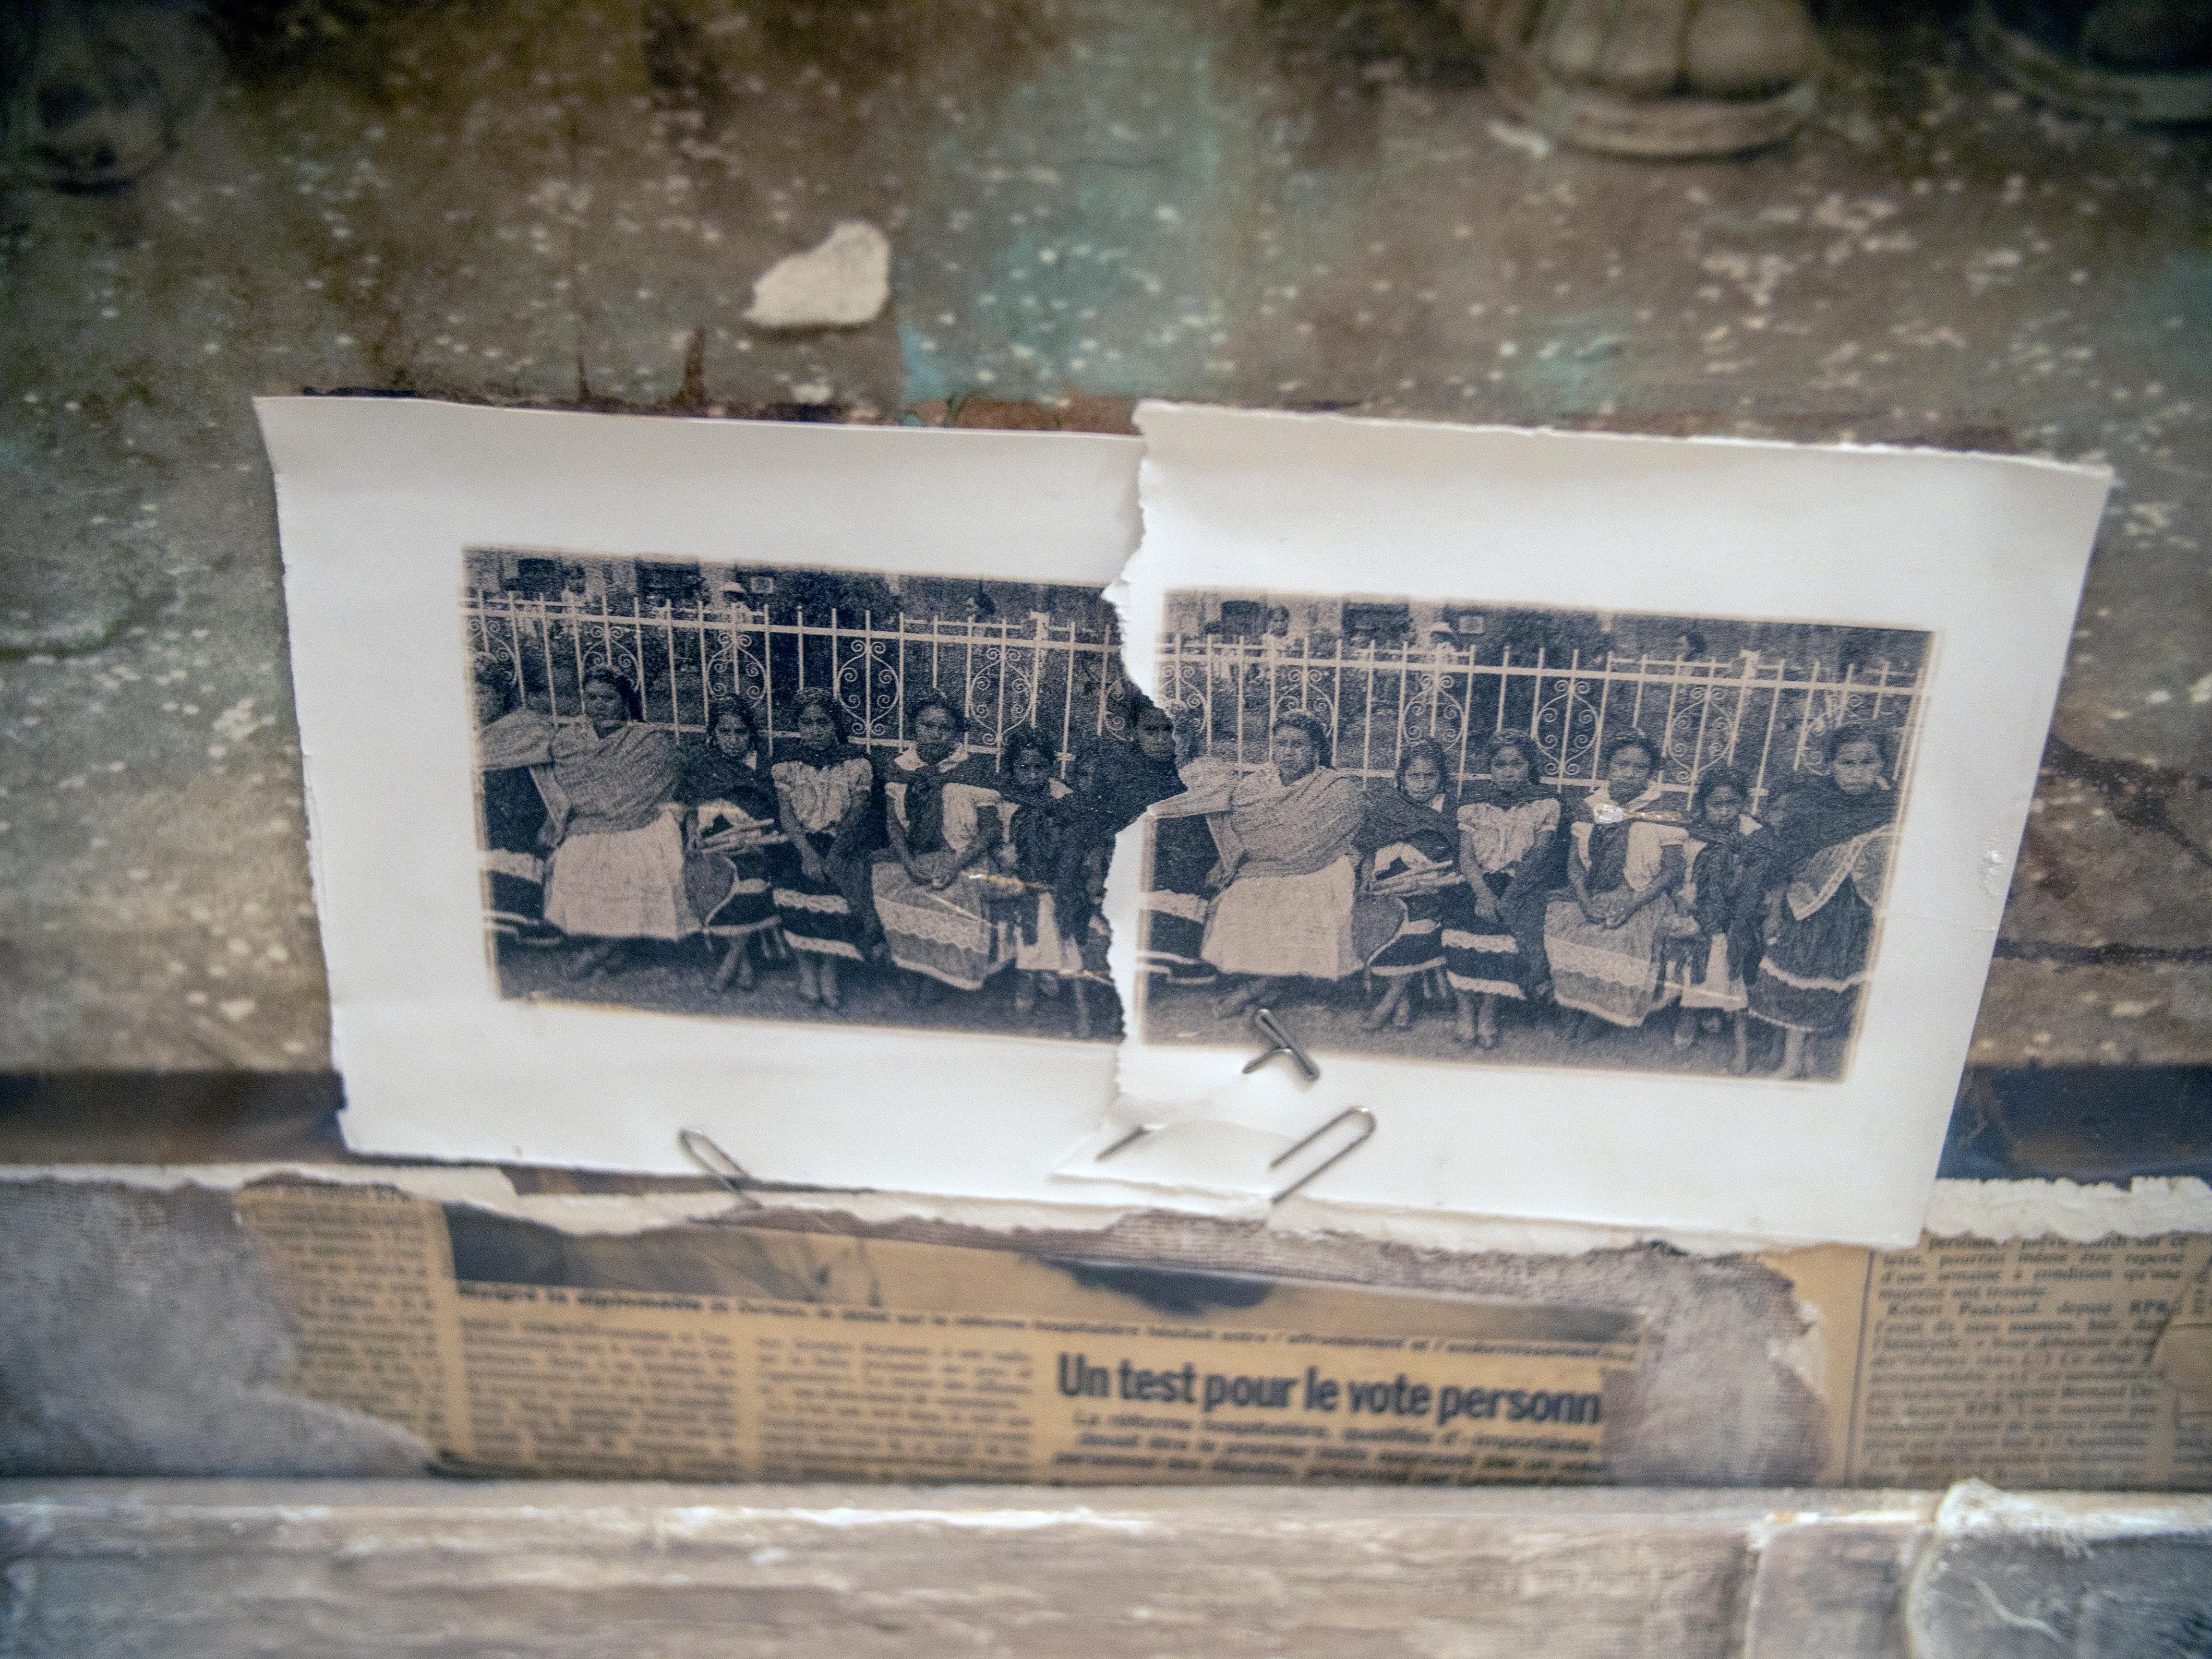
xmin=2 ymin=1478 xmax=2208 ymax=1658
xmin=0 ymin=0 xmax=2206 ymax=1070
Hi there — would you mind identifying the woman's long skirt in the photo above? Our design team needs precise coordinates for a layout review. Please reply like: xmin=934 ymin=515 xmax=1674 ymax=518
xmin=1443 ymin=872 xmax=1525 ymax=1000
xmin=1014 ymin=891 xmax=1088 ymax=976
xmin=686 ymin=849 xmax=782 ymax=942
xmin=1749 ymin=886 xmax=1875 ymax=1034
xmin=482 ymin=769 xmax=560 ymax=945
xmin=484 ymin=850 xmax=563 ymax=946
xmin=1202 ymin=857 xmax=1360 ymax=980
xmin=545 ymin=816 xmax=697 ymax=941
xmin=1140 ymin=818 xmax=1218 ymax=985
xmin=1367 ymin=888 xmax=1450 ymax=979
xmin=1544 ymin=887 xmax=1677 ymax=1028
xmin=774 ymin=831 xmax=866 ymax=962
xmin=1665 ymin=933 xmax=1748 ymax=1012
xmin=872 ymin=856 xmax=1009 ymax=989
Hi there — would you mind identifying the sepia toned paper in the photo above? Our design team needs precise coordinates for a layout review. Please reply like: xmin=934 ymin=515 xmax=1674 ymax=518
xmin=234 ymin=1181 xmax=2212 ymax=1491
xmin=1845 ymin=1233 xmax=2212 ymax=1489
xmin=238 ymin=1183 xmax=1637 ymax=1486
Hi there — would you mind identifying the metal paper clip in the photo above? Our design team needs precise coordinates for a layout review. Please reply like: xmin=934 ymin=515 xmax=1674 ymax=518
xmin=1094 ymin=1123 xmax=1154 ymax=1160
xmin=1268 ymin=1106 xmax=1376 ymax=1204
xmin=1242 ymin=1007 xmax=1321 ymax=1082
xmin=678 ymin=1128 xmax=763 ymax=1207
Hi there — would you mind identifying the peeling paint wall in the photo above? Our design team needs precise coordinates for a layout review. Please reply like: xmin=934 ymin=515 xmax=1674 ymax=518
xmin=0 ymin=0 xmax=2207 ymax=1070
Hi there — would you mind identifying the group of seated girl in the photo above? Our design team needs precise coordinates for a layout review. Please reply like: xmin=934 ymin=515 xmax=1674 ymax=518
xmin=1140 ymin=712 xmax=1898 ymax=1077
xmin=1145 ymin=717 xmax=1563 ymax=1050
xmin=472 ymin=666 xmax=1178 ymax=1036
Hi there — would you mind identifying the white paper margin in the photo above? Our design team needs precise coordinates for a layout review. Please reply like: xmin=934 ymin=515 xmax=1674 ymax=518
xmin=261 ymin=397 xmax=1145 ymax=1195
xmin=1102 ymin=402 xmax=2110 ymax=1250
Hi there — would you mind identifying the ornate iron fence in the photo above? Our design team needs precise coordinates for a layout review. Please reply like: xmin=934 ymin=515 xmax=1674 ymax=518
xmin=1154 ymin=636 xmax=1926 ymax=806
xmin=465 ymin=594 xmax=1925 ymax=805
xmin=465 ymin=592 xmax=1132 ymax=762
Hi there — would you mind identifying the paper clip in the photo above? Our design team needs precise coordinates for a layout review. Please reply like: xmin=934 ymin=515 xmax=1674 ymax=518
xmin=1268 ymin=1106 xmax=1376 ymax=1204
xmin=1242 ymin=1007 xmax=1321 ymax=1082
xmin=678 ymin=1128 xmax=763 ymax=1207
xmin=1094 ymin=1123 xmax=1154 ymax=1161
xmin=1086 ymin=1105 xmax=1376 ymax=1205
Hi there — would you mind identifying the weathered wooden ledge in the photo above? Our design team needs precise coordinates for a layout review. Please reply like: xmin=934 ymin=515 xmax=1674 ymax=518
xmin=3 ymin=1479 xmax=2207 ymax=1657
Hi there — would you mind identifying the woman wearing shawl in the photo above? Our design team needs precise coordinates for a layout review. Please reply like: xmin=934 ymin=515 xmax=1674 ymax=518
xmin=520 ymin=667 xmax=698 ymax=980
xmin=1747 ymin=725 xmax=1898 ymax=1078
xmin=872 ymin=690 xmax=1010 ymax=998
xmin=679 ymin=699 xmax=787 ymax=993
xmin=1661 ymin=766 xmax=1762 ymax=1072
xmin=1138 ymin=706 xmax=1234 ymax=989
xmin=1202 ymin=710 xmax=1369 ymax=1019
xmin=1078 ymin=698 xmax=1189 ymax=840
xmin=1358 ymin=740 xmax=1475 ymax=1039
xmin=1451 ymin=733 xmax=1564 ymax=1047
xmin=769 ymin=688 xmax=878 ymax=1009
xmin=1543 ymin=732 xmax=1689 ymax=1035
xmin=470 ymin=665 xmax=563 ymax=950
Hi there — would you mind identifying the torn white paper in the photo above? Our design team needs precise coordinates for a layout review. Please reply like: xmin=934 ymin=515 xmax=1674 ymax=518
xmin=1105 ymin=403 xmax=2109 ymax=1249
xmin=261 ymin=398 xmax=1142 ymax=1191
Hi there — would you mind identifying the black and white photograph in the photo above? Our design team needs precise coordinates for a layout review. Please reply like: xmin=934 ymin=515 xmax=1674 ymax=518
xmin=465 ymin=551 xmax=1155 ymax=1043
xmin=1136 ymin=588 xmax=1929 ymax=1082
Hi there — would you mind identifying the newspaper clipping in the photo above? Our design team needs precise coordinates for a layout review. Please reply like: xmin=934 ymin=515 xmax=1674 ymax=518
xmin=236 ymin=1181 xmax=2212 ymax=1489
xmin=236 ymin=1184 xmax=1635 ymax=1486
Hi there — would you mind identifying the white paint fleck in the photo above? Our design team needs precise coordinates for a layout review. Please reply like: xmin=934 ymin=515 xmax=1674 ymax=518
xmin=744 ymin=222 xmax=891 ymax=330
xmin=1485 ymin=119 xmax=1552 ymax=158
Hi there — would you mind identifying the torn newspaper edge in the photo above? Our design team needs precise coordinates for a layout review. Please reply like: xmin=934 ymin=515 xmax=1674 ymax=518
xmin=1095 ymin=402 xmax=2109 ymax=1250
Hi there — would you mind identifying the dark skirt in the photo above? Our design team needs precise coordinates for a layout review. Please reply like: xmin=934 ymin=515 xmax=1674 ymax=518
xmin=1140 ymin=817 xmax=1218 ymax=986
xmin=1750 ymin=883 xmax=1875 ymax=1035
xmin=484 ymin=858 xmax=562 ymax=946
xmin=773 ymin=831 xmax=866 ymax=962
xmin=687 ymin=848 xmax=782 ymax=940
xmin=1370 ymin=883 xmax=1468 ymax=980
xmin=1443 ymin=871 xmax=1525 ymax=1000
xmin=482 ymin=768 xmax=560 ymax=945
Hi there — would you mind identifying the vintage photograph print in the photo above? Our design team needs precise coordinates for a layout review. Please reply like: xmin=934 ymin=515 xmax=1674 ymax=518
xmin=464 ymin=551 xmax=1151 ymax=1043
xmin=1137 ymin=589 xmax=1930 ymax=1082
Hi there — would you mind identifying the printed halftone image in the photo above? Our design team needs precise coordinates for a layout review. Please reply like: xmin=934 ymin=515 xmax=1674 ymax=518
xmin=463 ymin=550 xmax=1158 ymax=1043
xmin=1136 ymin=588 xmax=1929 ymax=1082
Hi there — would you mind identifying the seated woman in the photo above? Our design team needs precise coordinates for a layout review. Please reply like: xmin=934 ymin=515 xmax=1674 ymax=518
xmin=1543 ymin=732 xmax=1689 ymax=1037
xmin=470 ymin=663 xmax=563 ymax=949
xmin=872 ymin=690 xmax=1010 ymax=999
xmin=768 ymin=688 xmax=877 ymax=1010
xmin=1201 ymin=711 xmax=1369 ymax=1019
xmin=678 ymin=699 xmax=787 ymax=993
xmin=1137 ymin=706 xmax=1236 ymax=989
xmin=1662 ymin=766 xmax=1763 ymax=1072
xmin=535 ymin=666 xmax=697 ymax=980
xmin=1746 ymin=725 xmax=1898 ymax=1079
xmin=1358 ymin=740 xmax=1476 ymax=1040
xmin=1451 ymin=733 xmax=1564 ymax=1048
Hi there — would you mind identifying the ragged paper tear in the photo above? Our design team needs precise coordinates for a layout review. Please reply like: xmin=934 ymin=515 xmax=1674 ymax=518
xmin=258 ymin=394 xmax=2116 ymax=1254
xmin=1097 ymin=402 xmax=2107 ymax=1249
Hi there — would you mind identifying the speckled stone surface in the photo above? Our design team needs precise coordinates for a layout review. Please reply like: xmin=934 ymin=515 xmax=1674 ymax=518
xmin=0 ymin=0 xmax=2205 ymax=1070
